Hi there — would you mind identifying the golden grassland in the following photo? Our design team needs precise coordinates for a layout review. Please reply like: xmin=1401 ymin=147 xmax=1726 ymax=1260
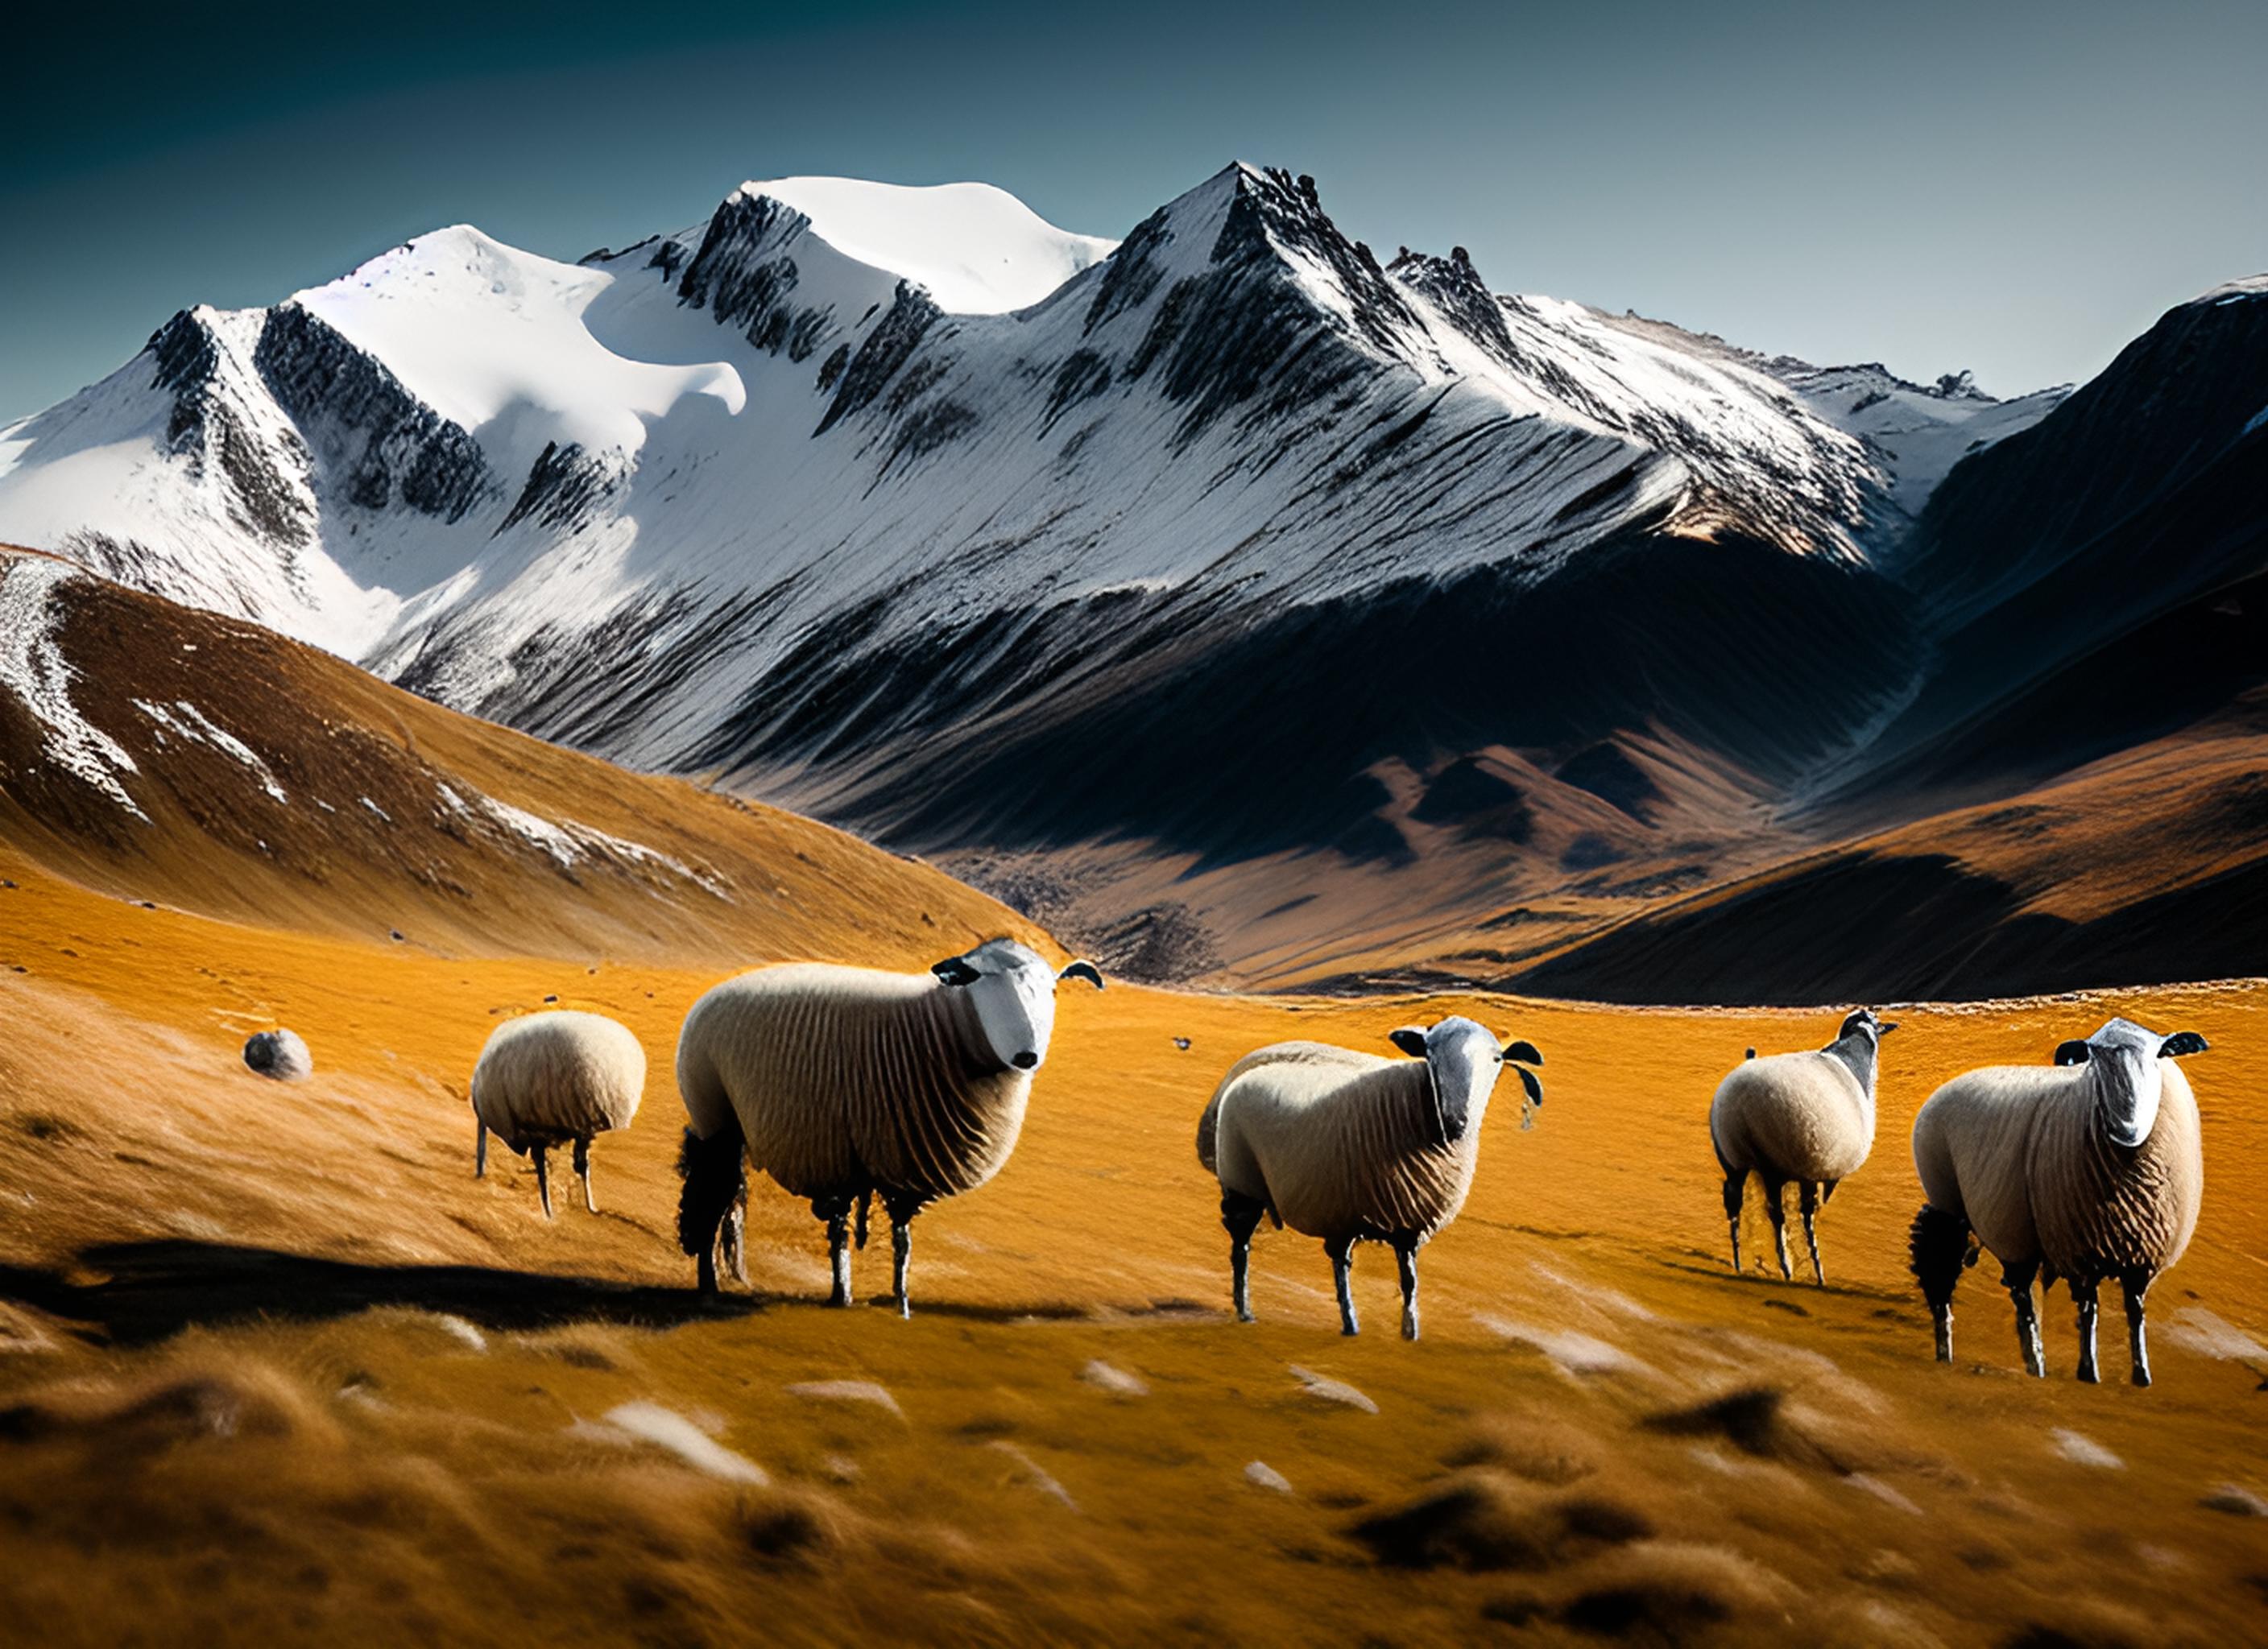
xmin=3 ymin=845 xmax=2267 ymax=1646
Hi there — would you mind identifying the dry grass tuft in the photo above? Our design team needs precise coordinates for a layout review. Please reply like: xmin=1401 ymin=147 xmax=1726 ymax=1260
xmin=1640 ymin=1385 xmax=1869 ymax=1473
xmin=1348 ymin=1469 xmax=1654 ymax=1573
xmin=1442 ymin=1411 xmax=1601 ymax=1484
xmin=0 ymin=1358 xmax=330 ymax=1454
xmin=735 ymin=1486 xmax=851 ymax=1564
xmin=1554 ymin=1541 xmax=1788 ymax=1639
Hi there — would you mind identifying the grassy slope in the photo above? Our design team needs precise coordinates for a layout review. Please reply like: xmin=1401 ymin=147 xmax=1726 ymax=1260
xmin=4 ymin=846 xmax=2266 ymax=1646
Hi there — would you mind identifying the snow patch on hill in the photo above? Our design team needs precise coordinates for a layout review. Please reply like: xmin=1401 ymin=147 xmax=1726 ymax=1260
xmin=745 ymin=176 xmax=1116 ymax=314
xmin=0 ymin=558 xmax=145 ymax=818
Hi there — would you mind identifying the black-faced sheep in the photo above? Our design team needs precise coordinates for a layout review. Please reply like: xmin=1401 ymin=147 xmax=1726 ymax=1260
xmin=470 ymin=1010 xmax=646 ymax=1217
xmin=1708 ymin=1007 xmax=1894 ymax=1285
xmin=673 ymin=938 xmax=1103 ymax=1315
xmin=1195 ymin=1016 xmax=1544 ymax=1340
xmin=1909 ymin=1016 xmax=2208 ymax=1385
xmin=242 ymin=1029 xmax=312 ymax=1081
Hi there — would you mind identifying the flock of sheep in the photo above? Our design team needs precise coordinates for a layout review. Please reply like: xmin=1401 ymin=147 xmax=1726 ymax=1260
xmin=433 ymin=936 xmax=2213 ymax=1386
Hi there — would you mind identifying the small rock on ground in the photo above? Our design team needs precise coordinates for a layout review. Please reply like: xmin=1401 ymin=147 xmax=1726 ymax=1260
xmin=1289 ymin=1365 xmax=1377 ymax=1413
xmin=785 ymin=1379 xmax=903 ymax=1416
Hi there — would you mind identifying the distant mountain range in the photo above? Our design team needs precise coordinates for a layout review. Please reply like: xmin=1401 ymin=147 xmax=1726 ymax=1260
xmin=2 ymin=163 xmax=2260 ymax=999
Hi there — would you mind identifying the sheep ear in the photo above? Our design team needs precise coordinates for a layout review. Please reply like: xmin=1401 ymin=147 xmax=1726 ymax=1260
xmin=1389 ymin=1027 xmax=1429 ymax=1059
xmin=1057 ymin=960 xmax=1105 ymax=990
xmin=1503 ymin=1039 xmax=1544 ymax=1067
xmin=931 ymin=956 xmax=981 ymax=987
xmin=1514 ymin=1066 xmax=1543 ymax=1106
xmin=2159 ymin=1031 xmax=2208 ymax=1059
xmin=2054 ymin=1039 xmax=2092 ymax=1067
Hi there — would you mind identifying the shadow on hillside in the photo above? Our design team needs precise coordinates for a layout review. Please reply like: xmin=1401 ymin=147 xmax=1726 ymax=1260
xmin=0 ymin=1240 xmax=1098 ymax=1348
xmin=0 ymin=1240 xmax=768 ymax=1348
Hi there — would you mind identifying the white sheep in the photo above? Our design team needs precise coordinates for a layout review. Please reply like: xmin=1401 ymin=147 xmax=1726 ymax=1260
xmin=1909 ymin=1016 xmax=2208 ymax=1385
xmin=470 ymin=1010 xmax=646 ymax=1217
xmin=1194 ymin=1016 xmax=1543 ymax=1340
xmin=673 ymin=938 xmax=1103 ymax=1314
xmin=1708 ymin=1007 xmax=1895 ymax=1285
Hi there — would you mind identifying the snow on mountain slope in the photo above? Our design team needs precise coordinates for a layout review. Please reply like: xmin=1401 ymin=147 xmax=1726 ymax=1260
xmin=1589 ymin=309 xmax=2066 ymax=535
xmin=1766 ymin=362 xmax=2068 ymax=525
xmin=294 ymin=226 xmax=747 ymax=468
xmin=730 ymin=176 xmax=1116 ymax=313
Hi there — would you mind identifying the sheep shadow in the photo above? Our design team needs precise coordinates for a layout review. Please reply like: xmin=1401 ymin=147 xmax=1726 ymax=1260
xmin=1648 ymin=1252 xmax=1898 ymax=1304
xmin=0 ymin=1242 xmax=1106 ymax=1348
xmin=0 ymin=1240 xmax=767 ymax=1349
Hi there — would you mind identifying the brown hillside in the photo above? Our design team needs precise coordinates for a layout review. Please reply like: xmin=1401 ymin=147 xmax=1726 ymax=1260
xmin=0 ymin=546 xmax=1036 ymax=968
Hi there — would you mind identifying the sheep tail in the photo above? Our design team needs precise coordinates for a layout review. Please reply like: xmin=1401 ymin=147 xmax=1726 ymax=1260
xmin=1195 ymin=1094 xmax=1223 ymax=1174
xmin=677 ymin=1120 xmax=747 ymax=1262
xmin=1908 ymin=1202 xmax=1972 ymax=1309
xmin=855 ymin=1188 xmax=871 ymax=1252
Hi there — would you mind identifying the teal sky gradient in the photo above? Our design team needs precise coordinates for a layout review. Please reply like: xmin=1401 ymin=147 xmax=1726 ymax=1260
xmin=5 ymin=0 xmax=2265 ymax=418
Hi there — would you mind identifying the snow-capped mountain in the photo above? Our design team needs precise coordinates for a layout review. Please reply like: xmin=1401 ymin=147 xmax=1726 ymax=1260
xmin=1 ymin=162 xmax=2096 ymax=977
xmin=2 ymin=165 xmax=2037 ymax=670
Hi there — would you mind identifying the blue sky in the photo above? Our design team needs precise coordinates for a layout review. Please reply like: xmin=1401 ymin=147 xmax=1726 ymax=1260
xmin=5 ymin=0 xmax=2264 ymax=419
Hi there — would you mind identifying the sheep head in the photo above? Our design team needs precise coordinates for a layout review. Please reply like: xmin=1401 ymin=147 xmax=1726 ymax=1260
xmin=931 ymin=938 xmax=1103 ymax=1073
xmin=1389 ymin=1018 xmax=1539 ymax=1144
xmin=2054 ymin=1017 xmax=2208 ymax=1148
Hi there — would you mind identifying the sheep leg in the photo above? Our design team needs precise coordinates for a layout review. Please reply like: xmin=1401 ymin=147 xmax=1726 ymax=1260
xmin=2071 ymin=1277 xmax=2100 ymax=1383
xmin=885 ymin=1196 xmax=921 ymax=1319
xmin=573 ymin=1136 xmax=597 ymax=1214
xmin=1720 ymin=1171 xmax=1744 ymax=1273
xmin=2120 ymin=1268 xmax=2152 ymax=1388
xmin=891 ymin=1222 xmax=913 ymax=1317
xmin=1394 ymin=1239 xmax=1421 ymax=1342
xmin=1910 ymin=1203 xmax=1972 ymax=1364
xmin=2002 ymin=1259 xmax=2045 ymax=1377
xmin=1327 ymin=1236 xmax=1359 ymax=1336
xmin=813 ymin=1196 xmax=855 ymax=1307
xmin=1761 ymin=1175 xmax=1791 ymax=1281
xmin=719 ymin=1201 xmax=747 ymax=1287
xmin=1798 ymin=1181 xmax=1824 ymax=1287
xmin=1221 ymin=1191 xmax=1266 ymax=1323
xmin=475 ymin=1118 xmax=488 ymax=1179
xmin=532 ymin=1144 xmax=553 ymax=1220
xmin=677 ymin=1122 xmax=747 ymax=1296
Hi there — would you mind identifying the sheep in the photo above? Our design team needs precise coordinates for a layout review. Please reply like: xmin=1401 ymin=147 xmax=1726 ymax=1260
xmin=1194 ymin=1016 xmax=1544 ymax=1340
xmin=1708 ymin=1007 xmax=1895 ymax=1285
xmin=470 ymin=1010 xmax=646 ymax=1218
xmin=1909 ymin=1016 xmax=2208 ymax=1386
xmin=242 ymin=1028 xmax=312 ymax=1082
xmin=673 ymin=937 xmax=1104 ymax=1315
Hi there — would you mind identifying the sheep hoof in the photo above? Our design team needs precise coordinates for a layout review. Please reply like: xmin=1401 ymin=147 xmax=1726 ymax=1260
xmin=896 ymin=1296 xmax=912 ymax=1320
xmin=1235 ymin=1308 xmax=1255 ymax=1324
xmin=2131 ymin=1366 xmax=2151 ymax=1388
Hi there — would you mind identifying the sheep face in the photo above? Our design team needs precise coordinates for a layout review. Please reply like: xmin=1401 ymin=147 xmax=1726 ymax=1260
xmin=2054 ymin=1017 xmax=2208 ymax=1148
xmin=1387 ymin=1016 xmax=1512 ymax=1144
xmin=932 ymin=938 xmax=1104 ymax=1073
